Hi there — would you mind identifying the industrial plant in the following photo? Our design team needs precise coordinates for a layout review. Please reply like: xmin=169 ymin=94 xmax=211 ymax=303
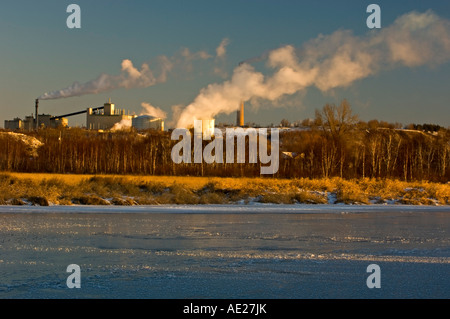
xmin=86 ymin=100 xmax=134 ymax=130
xmin=4 ymin=100 xmax=68 ymax=130
xmin=3 ymin=97 xmax=252 ymax=135
xmin=4 ymin=99 xmax=165 ymax=132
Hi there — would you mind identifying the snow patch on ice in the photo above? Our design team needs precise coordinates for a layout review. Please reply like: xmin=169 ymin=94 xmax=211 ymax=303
xmin=327 ymin=192 xmax=337 ymax=204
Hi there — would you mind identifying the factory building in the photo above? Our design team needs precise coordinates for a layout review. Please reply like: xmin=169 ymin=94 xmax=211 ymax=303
xmin=23 ymin=115 xmax=36 ymax=130
xmin=132 ymin=115 xmax=164 ymax=131
xmin=4 ymin=114 xmax=67 ymax=131
xmin=4 ymin=118 xmax=23 ymax=130
xmin=4 ymin=99 xmax=69 ymax=130
xmin=86 ymin=100 xmax=135 ymax=130
xmin=37 ymin=114 xmax=68 ymax=129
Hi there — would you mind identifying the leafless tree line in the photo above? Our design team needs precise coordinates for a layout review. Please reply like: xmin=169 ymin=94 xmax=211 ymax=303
xmin=0 ymin=100 xmax=448 ymax=181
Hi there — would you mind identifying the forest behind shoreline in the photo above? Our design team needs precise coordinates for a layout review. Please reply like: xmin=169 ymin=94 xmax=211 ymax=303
xmin=1 ymin=100 xmax=449 ymax=182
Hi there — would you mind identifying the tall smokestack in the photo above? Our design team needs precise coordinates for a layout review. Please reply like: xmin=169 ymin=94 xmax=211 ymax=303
xmin=239 ymin=100 xmax=244 ymax=127
xmin=35 ymin=99 xmax=39 ymax=130
xmin=235 ymin=62 xmax=245 ymax=127
xmin=236 ymin=100 xmax=244 ymax=127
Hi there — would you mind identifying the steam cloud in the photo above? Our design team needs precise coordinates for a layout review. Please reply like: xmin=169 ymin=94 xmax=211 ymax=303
xmin=214 ymin=38 xmax=231 ymax=78
xmin=175 ymin=11 xmax=450 ymax=128
xmin=216 ymin=38 xmax=230 ymax=59
xmin=38 ymin=46 xmax=216 ymax=100
xmin=111 ymin=102 xmax=167 ymax=131
xmin=140 ymin=102 xmax=167 ymax=119
xmin=111 ymin=118 xmax=132 ymax=131
xmin=38 ymin=57 xmax=172 ymax=100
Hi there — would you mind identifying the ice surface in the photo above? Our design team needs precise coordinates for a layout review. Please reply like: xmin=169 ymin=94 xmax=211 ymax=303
xmin=0 ymin=205 xmax=449 ymax=298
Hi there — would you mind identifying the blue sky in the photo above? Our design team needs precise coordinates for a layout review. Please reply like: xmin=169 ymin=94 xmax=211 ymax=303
xmin=1 ymin=0 xmax=449 ymax=128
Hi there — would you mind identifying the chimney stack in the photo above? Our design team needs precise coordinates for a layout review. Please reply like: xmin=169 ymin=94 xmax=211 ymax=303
xmin=35 ymin=99 xmax=39 ymax=130
xmin=236 ymin=62 xmax=245 ymax=127
xmin=239 ymin=100 xmax=244 ymax=126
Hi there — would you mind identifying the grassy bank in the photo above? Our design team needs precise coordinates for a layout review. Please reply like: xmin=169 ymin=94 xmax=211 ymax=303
xmin=0 ymin=172 xmax=449 ymax=206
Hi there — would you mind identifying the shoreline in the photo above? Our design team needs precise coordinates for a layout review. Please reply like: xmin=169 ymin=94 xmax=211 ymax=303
xmin=1 ymin=172 xmax=449 ymax=207
xmin=1 ymin=203 xmax=449 ymax=214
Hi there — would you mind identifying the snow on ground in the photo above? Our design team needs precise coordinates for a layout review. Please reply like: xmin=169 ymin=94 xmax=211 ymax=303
xmin=0 ymin=132 xmax=43 ymax=156
xmin=1 ymin=132 xmax=43 ymax=148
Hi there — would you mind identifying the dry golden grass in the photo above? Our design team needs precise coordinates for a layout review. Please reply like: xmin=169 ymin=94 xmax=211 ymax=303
xmin=0 ymin=172 xmax=449 ymax=206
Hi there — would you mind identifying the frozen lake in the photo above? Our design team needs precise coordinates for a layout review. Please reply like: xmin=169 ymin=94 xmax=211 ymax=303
xmin=0 ymin=204 xmax=449 ymax=299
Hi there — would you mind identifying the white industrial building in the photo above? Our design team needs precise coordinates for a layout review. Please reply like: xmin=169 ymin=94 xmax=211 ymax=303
xmin=86 ymin=100 xmax=134 ymax=130
xmin=132 ymin=115 xmax=164 ymax=131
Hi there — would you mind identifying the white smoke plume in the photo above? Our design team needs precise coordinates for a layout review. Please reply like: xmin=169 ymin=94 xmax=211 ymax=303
xmin=214 ymin=38 xmax=231 ymax=78
xmin=175 ymin=10 xmax=450 ymax=128
xmin=38 ymin=47 xmax=211 ymax=100
xmin=140 ymin=102 xmax=167 ymax=119
xmin=216 ymin=38 xmax=230 ymax=59
xmin=111 ymin=118 xmax=132 ymax=131
xmin=111 ymin=102 xmax=167 ymax=131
